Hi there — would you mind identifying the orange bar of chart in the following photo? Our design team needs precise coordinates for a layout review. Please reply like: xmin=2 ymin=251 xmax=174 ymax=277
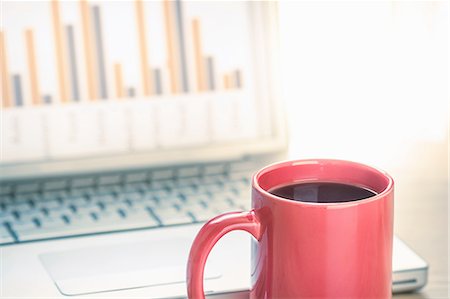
xmin=223 ymin=74 xmax=232 ymax=90
xmin=0 ymin=31 xmax=12 ymax=107
xmin=80 ymin=0 xmax=97 ymax=100
xmin=135 ymin=0 xmax=153 ymax=96
xmin=114 ymin=63 xmax=124 ymax=98
xmin=25 ymin=29 xmax=40 ymax=105
xmin=51 ymin=0 xmax=69 ymax=103
xmin=192 ymin=18 xmax=206 ymax=92
xmin=163 ymin=0 xmax=179 ymax=94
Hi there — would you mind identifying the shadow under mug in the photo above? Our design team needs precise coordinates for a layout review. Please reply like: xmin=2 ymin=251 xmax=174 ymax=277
xmin=187 ymin=159 xmax=394 ymax=299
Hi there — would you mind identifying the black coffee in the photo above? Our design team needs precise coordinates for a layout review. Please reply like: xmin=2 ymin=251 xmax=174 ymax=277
xmin=268 ymin=182 xmax=377 ymax=203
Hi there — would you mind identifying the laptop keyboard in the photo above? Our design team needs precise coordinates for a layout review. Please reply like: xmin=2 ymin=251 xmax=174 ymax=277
xmin=0 ymin=164 xmax=253 ymax=245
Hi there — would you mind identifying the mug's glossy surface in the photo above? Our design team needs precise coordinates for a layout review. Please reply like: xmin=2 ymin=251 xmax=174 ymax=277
xmin=187 ymin=159 xmax=394 ymax=299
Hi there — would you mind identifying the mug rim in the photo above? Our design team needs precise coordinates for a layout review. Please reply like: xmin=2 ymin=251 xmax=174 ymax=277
xmin=252 ymin=158 xmax=394 ymax=208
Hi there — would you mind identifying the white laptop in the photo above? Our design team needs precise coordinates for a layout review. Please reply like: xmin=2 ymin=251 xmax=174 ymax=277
xmin=1 ymin=1 xmax=427 ymax=298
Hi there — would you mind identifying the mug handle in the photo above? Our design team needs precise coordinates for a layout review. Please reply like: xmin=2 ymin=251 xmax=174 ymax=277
xmin=186 ymin=210 xmax=262 ymax=299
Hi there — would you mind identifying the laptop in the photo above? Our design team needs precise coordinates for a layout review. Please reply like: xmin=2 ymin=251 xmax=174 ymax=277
xmin=1 ymin=1 xmax=427 ymax=298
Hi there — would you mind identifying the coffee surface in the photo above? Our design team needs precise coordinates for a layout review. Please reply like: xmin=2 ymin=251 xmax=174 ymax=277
xmin=268 ymin=182 xmax=377 ymax=203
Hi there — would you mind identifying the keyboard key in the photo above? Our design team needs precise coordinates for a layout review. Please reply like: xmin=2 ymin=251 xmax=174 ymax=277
xmin=228 ymin=179 xmax=250 ymax=191
xmin=97 ymin=185 xmax=122 ymax=195
xmin=66 ymin=212 xmax=101 ymax=226
xmin=173 ymin=185 xmax=197 ymax=197
xmin=71 ymin=177 xmax=95 ymax=188
xmin=150 ymin=179 xmax=175 ymax=190
xmin=233 ymin=193 xmax=251 ymax=204
xmin=182 ymin=203 xmax=218 ymax=222
xmin=12 ymin=194 xmax=37 ymax=204
xmin=42 ymin=190 xmax=68 ymax=201
xmin=182 ymin=193 xmax=210 ymax=204
xmin=0 ymin=234 xmax=15 ymax=244
xmin=152 ymin=206 xmax=193 ymax=225
xmin=46 ymin=207 xmax=75 ymax=219
xmin=43 ymin=180 xmax=68 ymax=191
xmin=16 ymin=226 xmax=86 ymax=242
xmin=0 ymin=185 xmax=13 ymax=196
xmin=151 ymin=169 xmax=174 ymax=180
xmin=98 ymin=174 xmax=122 ymax=185
xmin=203 ymin=164 xmax=226 ymax=175
xmin=63 ymin=196 xmax=90 ymax=207
xmin=213 ymin=190 xmax=237 ymax=202
xmin=177 ymin=177 xmax=200 ymax=187
xmin=13 ymin=211 xmax=159 ymax=241
xmin=201 ymin=174 xmax=226 ymax=184
xmin=0 ymin=213 xmax=17 ymax=224
xmin=11 ymin=220 xmax=39 ymax=232
xmin=198 ymin=183 xmax=223 ymax=194
xmin=191 ymin=211 xmax=220 ymax=223
xmin=122 ymin=183 xmax=148 ymax=194
xmin=228 ymin=170 xmax=253 ymax=181
xmin=124 ymin=209 xmax=159 ymax=226
xmin=177 ymin=166 xmax=201 ymax=178
xmin=228 ymin=161 xmax=257 ymax=172
xmin=124 ymin=171 xmax=148 ymax=183
xmin=90 ymin=210 xmax=125 ymax=224
xmin=209 ymin=200 xmax=235 ymax=213
xmin=90 ymin=194 xmax=116 ymax=203
xmin=6 ymin=202 xmax=33 ymax=213
xmin=33 ymin=199 xmax=62 ymax=210
xmin=119 ymin=191 xmax=142 ymax=201
xmin=14 ymin=209 xmax=46 ymax=223
xmin=156 ymin=201 xmax=179 ymax=210
xmin=74 ymin=205 xmax=103 ymax=217
xmin=144 ymin=188 xmax=171 ymax=200
xmin=0 ymin=195 xmax=14 ymax=206
xmin=0 ymin=224 xmax=11 ymax=235
xmin=16 ymin=213 xmax=158 ymax=242
xmin=15 ymin=182 xmax=40 ymax=194
xmin=103 ymin=201 xmax=132 ymax=213
xmin=69 ymin=187 xmax=96 ymax=197
xmin=241 ymin=191 xmax=252 ymax=202
xmin=132 ymin=196 xmax=159 ymax=208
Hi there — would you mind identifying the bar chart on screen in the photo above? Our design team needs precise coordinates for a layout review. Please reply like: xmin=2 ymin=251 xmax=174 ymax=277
xmin=1 ymin=0 xmax=259 ymax=162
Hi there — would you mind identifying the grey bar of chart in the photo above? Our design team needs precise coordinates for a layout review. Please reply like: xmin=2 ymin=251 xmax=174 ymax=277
xmin=153 ymin=69 xmax=163 ymax=95
xmin=174 ymin=0 xmax=189 ymax=93
xmin=205 ymin=56 xmax=215 ymax=91
xmin=234 ymin=70 xmax=241 ymax=88
xmin=92 ymin=6 xmax=108 ymax=99
xmin=43 ymin=95 xmax=52 ymax=104
xmin=127 ymin=87 xmax=136 ymax=98
xmin=66 ymin=25 xmax=80 ymax=101
xmin=13 ymin=74 xmax=23 ymax=106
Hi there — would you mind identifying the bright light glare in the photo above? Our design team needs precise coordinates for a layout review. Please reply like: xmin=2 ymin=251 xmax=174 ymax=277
xmin=279 ymin=1 xmax=448 ymax=168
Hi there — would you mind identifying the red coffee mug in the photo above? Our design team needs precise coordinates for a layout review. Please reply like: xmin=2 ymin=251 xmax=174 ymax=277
xmin=187 ymin=159 xmax=394 ymax=298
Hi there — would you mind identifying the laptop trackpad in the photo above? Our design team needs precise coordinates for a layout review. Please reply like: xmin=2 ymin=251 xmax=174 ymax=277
xmin=39 ymin=237 xmax=221 ymax=296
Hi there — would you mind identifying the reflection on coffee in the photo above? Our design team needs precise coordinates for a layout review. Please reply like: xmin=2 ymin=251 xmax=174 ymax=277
xmin=269 ymin=182 xmax=377 ymax=203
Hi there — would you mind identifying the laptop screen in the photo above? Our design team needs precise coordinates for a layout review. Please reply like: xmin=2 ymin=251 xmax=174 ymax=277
xmin=1 ymin=1 xmax=284 ymax=179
